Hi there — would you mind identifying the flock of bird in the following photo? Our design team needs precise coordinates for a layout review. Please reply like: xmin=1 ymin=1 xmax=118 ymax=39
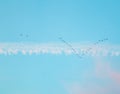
xmin=59 ymin=37 xmax=108 ymax=59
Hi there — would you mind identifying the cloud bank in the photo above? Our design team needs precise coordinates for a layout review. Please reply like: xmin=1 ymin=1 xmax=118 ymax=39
xmin=0 ymin=42 xmax=120 ymax=56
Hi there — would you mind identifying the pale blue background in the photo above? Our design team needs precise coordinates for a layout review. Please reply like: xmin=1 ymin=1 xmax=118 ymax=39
xmin=0 ymin=0 xmax=120 ymax=94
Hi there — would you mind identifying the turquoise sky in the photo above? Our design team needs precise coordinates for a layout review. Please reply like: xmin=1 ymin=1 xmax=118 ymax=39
xmin=0 ymin=0 xmax=120 ymax=94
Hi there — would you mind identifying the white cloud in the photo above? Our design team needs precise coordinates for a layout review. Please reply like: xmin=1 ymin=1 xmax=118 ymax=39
xmin=0 ymin=42 xmax=119 ymax=56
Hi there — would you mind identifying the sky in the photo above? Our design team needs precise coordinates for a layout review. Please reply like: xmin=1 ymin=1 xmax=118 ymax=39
xmin=0 ymin=0 xmax=120 ymax=94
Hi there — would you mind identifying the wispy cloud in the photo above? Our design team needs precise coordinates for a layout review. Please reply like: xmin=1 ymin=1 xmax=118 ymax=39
xmin=63 ymin=57 xmax=120 ymax=94
xmin=0 ymin=42 xmax=120 ymax=56
xmin=64 ymin=82 xmax=110 ymax=94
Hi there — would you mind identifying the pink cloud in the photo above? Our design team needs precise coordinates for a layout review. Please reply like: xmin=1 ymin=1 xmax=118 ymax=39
xmin=109 ymin=70 xmax=120 ymax=84
xmin=63 ymin=57 xmax=120 ymax=94
xmin=63 ymin=82 xmax=109 ymax=94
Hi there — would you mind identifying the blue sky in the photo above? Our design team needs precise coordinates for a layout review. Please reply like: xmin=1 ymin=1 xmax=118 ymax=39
xmin=0 ymin=0 xmax=120 ymax=94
